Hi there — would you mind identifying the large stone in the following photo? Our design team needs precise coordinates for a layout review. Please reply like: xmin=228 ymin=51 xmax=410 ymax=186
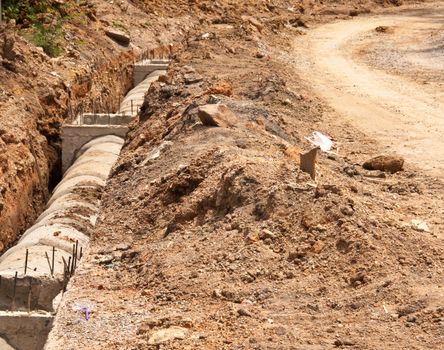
xmin=363 ymin=155 xmax=404 ymax=173
xmin=0 ymin=337 xmax=15 ymax=350
xmin=197 ymin=104 xmax=238 ymax=128
xmin=148 ymin=327 xmax=188 ymax=345
xmin=105 ymin=28 xmax=130 ymax=46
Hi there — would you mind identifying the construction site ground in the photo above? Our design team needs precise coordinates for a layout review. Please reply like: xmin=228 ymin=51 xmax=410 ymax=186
xmin=0 ymin=0 xmax=443 ymax=349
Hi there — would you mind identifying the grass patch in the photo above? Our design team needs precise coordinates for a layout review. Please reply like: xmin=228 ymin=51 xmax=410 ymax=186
xmin=112 ymin=21 xmax=128 ymax=31
xmin=2 ymin=1 xmax=71 ymax=57
xmin=30 ymin=22 xmax=64 ymax=57
xmin=3 ymin=0 xmax=56 ymax=25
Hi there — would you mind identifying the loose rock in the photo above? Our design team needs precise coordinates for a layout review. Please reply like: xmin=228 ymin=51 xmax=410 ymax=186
xmin=363 ymin=155 xmax=404 ymax=173
xmin=197 ymin=104 xmax=238 ymax=128
xmin=148 ymin=327 xmax=188 ymax=345
xmin=105 ymin=28 xmax=130 ymax=46
xmin=237 ymin=308 xmax=252 ymax=317
xmin=411 ymin=219 xmax=430 ymax=232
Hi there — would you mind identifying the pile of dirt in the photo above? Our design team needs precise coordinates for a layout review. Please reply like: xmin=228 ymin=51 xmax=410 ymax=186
xmin=46 ymin=1 xmax=443 ymax=349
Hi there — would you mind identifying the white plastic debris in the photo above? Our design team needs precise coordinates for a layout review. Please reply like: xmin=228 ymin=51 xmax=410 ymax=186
xmin=140 ymin=141 xmax=173 ymax=166
xmin=305 ymin=131 xmax=334 ymax=152
xmin=72 ymin=300 xmax=96 ymax=321
xmin=411 ymin=219 xmax=430 ymax=232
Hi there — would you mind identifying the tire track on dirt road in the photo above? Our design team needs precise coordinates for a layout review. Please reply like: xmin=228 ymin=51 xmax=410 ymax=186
xmin=293 ymin=3 xmax=444 ymax=179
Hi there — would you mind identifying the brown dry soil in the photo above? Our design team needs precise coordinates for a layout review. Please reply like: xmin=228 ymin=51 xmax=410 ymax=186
xmin=42 ymin=1 xmax=444 ymax=350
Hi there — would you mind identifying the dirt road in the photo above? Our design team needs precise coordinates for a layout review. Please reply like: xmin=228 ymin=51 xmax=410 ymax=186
xmin=293 ymin=3 xmax=444 ymax=178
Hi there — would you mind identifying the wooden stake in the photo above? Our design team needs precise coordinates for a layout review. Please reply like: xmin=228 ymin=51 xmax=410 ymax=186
xmin=300 ymin=147 xmax=319 ymax=180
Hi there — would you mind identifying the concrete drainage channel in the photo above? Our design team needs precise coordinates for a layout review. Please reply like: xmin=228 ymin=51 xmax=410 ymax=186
xmin=0 ymin=59 xmax=169 ymax=350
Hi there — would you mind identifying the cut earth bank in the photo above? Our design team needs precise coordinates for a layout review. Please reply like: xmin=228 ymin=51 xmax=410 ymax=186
xmin=0 ymin=0 xmax=190 ymax=252
xmin=46 ymin=1 xmax=443 ymax=349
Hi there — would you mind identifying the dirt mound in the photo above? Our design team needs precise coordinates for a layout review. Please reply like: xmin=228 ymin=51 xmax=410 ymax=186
xmin=46 ymin=2 xmax=443 ymax=348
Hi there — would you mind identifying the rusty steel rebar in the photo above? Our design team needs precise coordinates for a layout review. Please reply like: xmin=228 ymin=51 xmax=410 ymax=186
xmin=74 ymin=240 xmax=79 ymax=270
xmin=27 ymin=279 xmax=32 ymax=311
xmin=67 ymin=256 xmax=72 ymax=277
xmin=12 ymin=271 xmax=18 ymax=308
xmin=24 ymin=249 xmax=29 ymax=275
xmin=72 ymin=244 xmax=76 ymax=273
xmin=51 ymin=246 xmax=55 ymax=276
xmin=45 ymin=252 xmax=52 ymax=276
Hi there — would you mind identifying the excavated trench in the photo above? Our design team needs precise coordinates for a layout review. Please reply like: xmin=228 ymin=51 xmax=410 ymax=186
xmin=0 ymin=60 xmax=168 ymax=350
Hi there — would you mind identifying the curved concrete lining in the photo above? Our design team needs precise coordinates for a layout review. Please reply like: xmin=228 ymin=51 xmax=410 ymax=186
xmin=32 ymin=216 xmax=90 ymax=231
xmin=51 ymin=175 xmax=106 ymax=199
xmin=0 ymin=136 xmax=123 ymax=312
xmin=120 ymin=70 xmax=166 ymax=116
xmin=46 ymin=185 xmax=99 ymax=207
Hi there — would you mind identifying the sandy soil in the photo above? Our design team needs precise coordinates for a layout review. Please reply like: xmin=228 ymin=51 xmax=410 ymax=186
xmin=292 ymin=1 xmax=444 ymax=178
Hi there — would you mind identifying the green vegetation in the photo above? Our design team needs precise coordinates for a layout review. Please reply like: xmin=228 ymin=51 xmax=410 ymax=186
xmin=2 ymin=0 xmax=68 ymax=57
xmin=30 ymin=22 xmax=64 ymax=57
xmin=112 ymin=20 xmax=128 ymax=31
xmin=2 ymin=0 xmax=55 ymax=24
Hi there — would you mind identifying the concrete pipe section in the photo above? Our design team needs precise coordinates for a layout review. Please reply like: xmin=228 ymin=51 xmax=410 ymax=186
xmin=0 ymin=135 xmax=123 ymax=311
xmin=120 ymin=69 xmax=167 ymax=116
xmin=0 ymin=136 xmax=123 ymax=350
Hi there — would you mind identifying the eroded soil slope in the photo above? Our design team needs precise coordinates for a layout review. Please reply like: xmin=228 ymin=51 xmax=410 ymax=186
xmin=47 ymin=1 xmax=443 ymax=349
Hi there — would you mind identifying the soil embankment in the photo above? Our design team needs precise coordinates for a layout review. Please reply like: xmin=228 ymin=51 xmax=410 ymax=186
xmin=46 ymin=1 xmax=443 ymax=349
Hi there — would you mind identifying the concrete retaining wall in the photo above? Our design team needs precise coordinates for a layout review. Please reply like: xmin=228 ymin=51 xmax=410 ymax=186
xmin=133 ymin=59 xmax=169 ymax=86
xmin=61 ymin=125 xmax=127 ymax=173
xmin=73 ymin=113 xmax=133 ymax=126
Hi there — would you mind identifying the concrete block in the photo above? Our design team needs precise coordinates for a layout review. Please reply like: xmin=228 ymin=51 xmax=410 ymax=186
xmin=62 ymin=125 xmax=127 ymax=172
xmin=133 ymin=59 xmax=169 ymax=85
xmin=0 ymin=271 xmax=63 ymax=312
xmin=70 ymin=113 xmax=132 ymax=126
xmin=0 ymin=311 xmax=53 ymax=350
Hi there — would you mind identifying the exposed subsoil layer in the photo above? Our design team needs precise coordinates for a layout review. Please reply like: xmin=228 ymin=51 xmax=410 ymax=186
xmin=47 ymin=1 xmax=443 ymax=349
